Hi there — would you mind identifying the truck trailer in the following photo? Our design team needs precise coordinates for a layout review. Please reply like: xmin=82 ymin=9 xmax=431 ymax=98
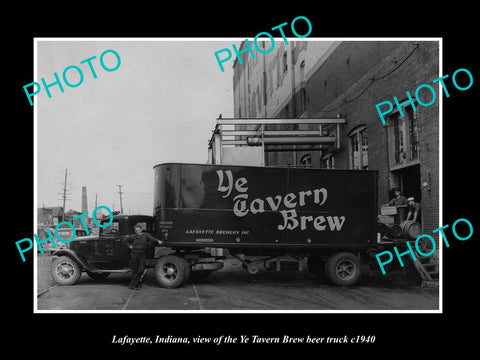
xmin=152 ymin=162 xmax=380 ymax=288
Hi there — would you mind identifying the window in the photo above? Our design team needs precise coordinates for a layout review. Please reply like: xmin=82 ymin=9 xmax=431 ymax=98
xmin=300 ymin=154 xmax=312 ymax=168
xmin=393 ymin=114 xmax=407 ymax=164
xmin=299 ymin=60 xmax=306 ymax=83
xmin=299 ymin=88 xmax=307 ymax=115
xmin=101 ymin=220 xmax=119 ymax=235
xmin=349 ymin=126 xmax=368 ymax=170
xmin=283 ymin=51 xmax=288 ymax=73
xmin=389 ymin=105 xmax=419 ymax=166
xmin=132 ymin=221 xmax=152 ymax=233
xmin=408 ymin=106 xmax=420 ymax=160
xmin=322 ymin=153 xmax=335 ymax=169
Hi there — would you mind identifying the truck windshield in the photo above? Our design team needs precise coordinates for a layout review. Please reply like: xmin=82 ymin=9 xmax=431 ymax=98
xmin=100 ymin=220 xmax=119 ymax=235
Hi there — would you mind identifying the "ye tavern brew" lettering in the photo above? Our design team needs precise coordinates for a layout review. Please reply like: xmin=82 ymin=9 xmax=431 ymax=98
xmin=216 ymin=170 xmax=346 ymax=232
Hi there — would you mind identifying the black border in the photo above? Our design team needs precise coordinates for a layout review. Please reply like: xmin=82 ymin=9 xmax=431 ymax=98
xmin=7 ymin=6 xmax=478 ymax=355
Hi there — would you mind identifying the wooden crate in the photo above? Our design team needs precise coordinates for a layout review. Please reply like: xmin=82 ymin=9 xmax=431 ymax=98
xmin=381 ymin=205 xmax=398 ymax=215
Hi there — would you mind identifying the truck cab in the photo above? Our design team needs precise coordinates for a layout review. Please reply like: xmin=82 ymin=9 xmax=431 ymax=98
xmin=71 ymin=214 xmax=155 ymax=269
xmin=51 ymin=215 xmax=154 ymax=285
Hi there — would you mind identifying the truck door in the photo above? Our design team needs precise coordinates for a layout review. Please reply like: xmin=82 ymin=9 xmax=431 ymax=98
xmin=97 ymin=219 xmax=130 ymax=265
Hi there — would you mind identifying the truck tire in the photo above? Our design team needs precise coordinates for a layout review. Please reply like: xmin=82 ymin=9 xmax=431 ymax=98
xmin=155 ymin=255 xmax=186 ymax=289
xmin=179 ymin=257 xmax=191 ymax=285
xmin=307 ymin=255 xmax=326 ymax=279
xmin=51 ymin=256 xmax=82 ymax=286
xmin=325 ymin=252 xmax=361 ymax=287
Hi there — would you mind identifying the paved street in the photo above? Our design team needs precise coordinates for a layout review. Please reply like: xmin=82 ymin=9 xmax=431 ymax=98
xmin=37 ymin=257 xmax=439 ymax=311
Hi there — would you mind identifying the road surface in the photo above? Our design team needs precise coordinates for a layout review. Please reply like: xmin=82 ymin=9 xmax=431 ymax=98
xmin=37 ymin=258 xmax=439 ymax=311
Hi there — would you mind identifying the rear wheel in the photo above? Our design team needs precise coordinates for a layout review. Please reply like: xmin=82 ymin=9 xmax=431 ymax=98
xmin=154 ymin=255 xmax=187 ymax=289
xmin=325 ymin=252 xmax=362 ymax=287
xmin=51 ymin=256 xmax=82 ymax=286
xmin=178 ymin=257 xmax=191 ymax=284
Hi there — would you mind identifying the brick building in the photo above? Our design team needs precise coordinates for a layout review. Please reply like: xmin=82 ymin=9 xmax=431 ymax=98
xmin=232 ymin=40 xmax=440 ymax=243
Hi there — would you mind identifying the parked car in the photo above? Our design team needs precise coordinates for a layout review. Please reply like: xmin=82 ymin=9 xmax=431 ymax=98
xmin=37 ymin=226 xmax=89 ymax=253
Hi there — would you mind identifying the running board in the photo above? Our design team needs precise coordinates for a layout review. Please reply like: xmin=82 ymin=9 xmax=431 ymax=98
xmin=86 ymin=269 xmax=130 ymax=273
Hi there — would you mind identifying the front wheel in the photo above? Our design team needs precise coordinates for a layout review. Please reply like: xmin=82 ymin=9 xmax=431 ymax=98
xmin=154 ymin=255 xmax=187 ymax=289
xmin=51 ymin=256 xmax=82 ymax=286
xmin=325 ymin=252 xmax=362 ymax=287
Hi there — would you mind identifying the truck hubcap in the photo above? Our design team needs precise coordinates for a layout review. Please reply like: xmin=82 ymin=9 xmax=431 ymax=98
xmin=336 ymin=260 xmax=355 ymax=280
xmin=161 ymin=264 xmax=178 ymax=280
xmin=57 ymin=263 xmax=74 ymax=279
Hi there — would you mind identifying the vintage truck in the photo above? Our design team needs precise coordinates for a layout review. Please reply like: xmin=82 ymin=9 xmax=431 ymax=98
xmin=152 ymin=162 xmax=379 ymax=287
xmin=50 ymin=214 xmax=155 ymax=285
xmin=51 ymin=162 xmax=385 ymax=288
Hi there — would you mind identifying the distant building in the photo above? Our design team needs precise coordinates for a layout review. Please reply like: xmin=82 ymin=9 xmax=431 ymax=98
xmin=64 ymin=209 xmax=82 ymax=227
xmin=37 ymin=207 xmax=94 ymax=229
xmin=37 ymin=206 xmax=64 ymax=226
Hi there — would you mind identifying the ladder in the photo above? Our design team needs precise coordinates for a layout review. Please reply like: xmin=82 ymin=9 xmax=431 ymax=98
xmin=406 ymin=240 xmax=439 ymax=285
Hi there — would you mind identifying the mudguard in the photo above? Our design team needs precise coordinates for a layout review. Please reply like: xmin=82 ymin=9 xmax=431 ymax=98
xmin=51 ymin=249 xmax=93 ymax=271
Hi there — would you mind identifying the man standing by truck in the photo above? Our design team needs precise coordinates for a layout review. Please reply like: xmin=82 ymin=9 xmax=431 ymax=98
xmin=123 ymin=224 xmax=163 ymax=290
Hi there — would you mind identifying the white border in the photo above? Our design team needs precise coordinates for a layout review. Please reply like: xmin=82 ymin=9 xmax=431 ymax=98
xmin=33 ymin=37 xmax=443 ymax=314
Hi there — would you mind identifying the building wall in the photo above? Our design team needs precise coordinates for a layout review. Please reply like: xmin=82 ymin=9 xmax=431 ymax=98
xmin=233 ymin=40 xmax=339 ymax=119
xmin=232 ymin=40 xmax=440 ymax=241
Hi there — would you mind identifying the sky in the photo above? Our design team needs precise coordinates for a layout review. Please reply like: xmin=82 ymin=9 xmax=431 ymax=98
xmin=36 ymin=39 xmax=235 ymax=215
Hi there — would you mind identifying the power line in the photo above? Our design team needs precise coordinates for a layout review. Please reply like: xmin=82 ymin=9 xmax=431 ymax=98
xmin=325 ymin=43 xmax=420 ymax=112
xmin=57 ymin=168 xmax=70 ymax=222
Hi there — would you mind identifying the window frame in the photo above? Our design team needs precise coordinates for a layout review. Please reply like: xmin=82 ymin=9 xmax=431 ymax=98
xmin=348 ymin=125 xmax=368 ymax=170
xmin=388 ymin=104 xmax=420 ymax=169
xmin=322 ymin=152 xmax=335 ymax=169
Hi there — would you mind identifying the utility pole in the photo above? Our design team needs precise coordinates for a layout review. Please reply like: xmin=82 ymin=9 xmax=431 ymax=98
xmin=117 ymin=185 xmax=124 ymax=214
xmin=57 ymin=168 xmax=69 ymax=222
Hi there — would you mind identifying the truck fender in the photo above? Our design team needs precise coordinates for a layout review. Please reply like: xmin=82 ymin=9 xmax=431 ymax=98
xmin=51 ymin=249 xmax=91 ymax=271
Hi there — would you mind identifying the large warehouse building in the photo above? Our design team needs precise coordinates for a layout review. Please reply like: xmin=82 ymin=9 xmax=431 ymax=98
xmin=227 ymin=40 xmax=440 ymax=254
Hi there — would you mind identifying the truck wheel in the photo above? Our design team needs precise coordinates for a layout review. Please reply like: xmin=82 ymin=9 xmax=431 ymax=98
xmin=307 ymin=255 xmax=326 ymax=279
xmin=241 ymin=260 xmax=260 ymax=275
xmin=325 ymin=252 xmax=361 ymax=287
xmin=241 ymin=259 xmax=252 ymax=270
xmin=51 ymin=256 xmax=82 ymax=286
xmin=247 ymin=262 xmax=260 ymax=275
xmin=179 ymin=257 xmax=191 ymax=284
xmin=86 ymin=271 xmax=110 ymax=281
xmin=155 ymin=255 xmax=186 ymax=289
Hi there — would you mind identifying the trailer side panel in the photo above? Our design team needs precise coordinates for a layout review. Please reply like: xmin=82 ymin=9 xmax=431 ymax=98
xmin=153 ymin=163 xmax=377 ymax=251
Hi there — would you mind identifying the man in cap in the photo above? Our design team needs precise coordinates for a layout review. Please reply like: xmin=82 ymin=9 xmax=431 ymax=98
xmin=123 ymin=223 xmax=163 ymax=290
xmin=387 ymin=188 xmax=407 ymax=207
xmin=386 ymin=188 xmax=408 ymax=222
xmin=406 ymin=197 xmax=421 ymax=223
